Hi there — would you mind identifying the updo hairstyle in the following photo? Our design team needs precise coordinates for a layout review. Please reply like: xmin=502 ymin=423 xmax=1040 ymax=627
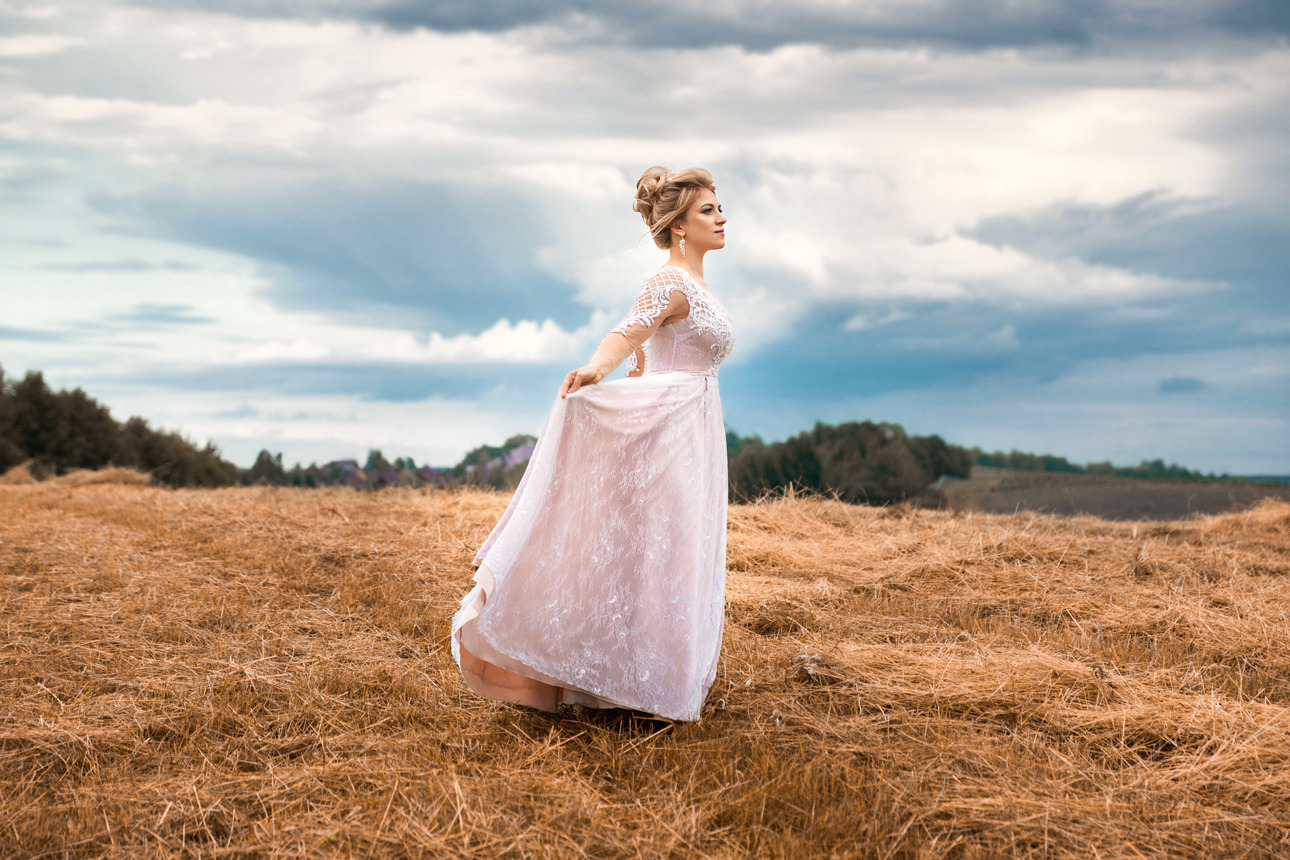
xmin=633 ymin=166 xmax=715 ymax=250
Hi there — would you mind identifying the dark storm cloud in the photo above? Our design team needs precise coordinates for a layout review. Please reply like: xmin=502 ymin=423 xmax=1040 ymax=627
xmin=1210 ymin=0 xmax=1290 ymax=35
xmin=372 ymin=0 xmax=1104 ymax=50
xmin=130 ymin=0 xmax=1290 ymax=49
xmin=88 ymin=178 xmax=586 ymax=334
xmin=730 ymin=289 xmax=1275 ymax=406
xmin=1159 ymin=376 xmax=1207 ymax=394
xmin=971 ymin=194 xmax=1290 ymax=323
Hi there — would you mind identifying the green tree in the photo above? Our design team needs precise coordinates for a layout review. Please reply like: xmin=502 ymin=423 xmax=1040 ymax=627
xmin=246 ymin=450 xmax=287 ymax=485
xmin=0 ymin=365 xmax=25 ymax=471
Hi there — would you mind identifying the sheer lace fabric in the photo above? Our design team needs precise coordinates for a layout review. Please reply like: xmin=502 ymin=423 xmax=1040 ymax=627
xmin=611 ymin=267 xmax=736 ymax=375
xmin=451 ymin=267 xmax=735 ymax=720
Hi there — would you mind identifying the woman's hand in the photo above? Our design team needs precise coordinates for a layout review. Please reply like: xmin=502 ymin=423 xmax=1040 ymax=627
xmin=560 ymin=364 xmax=607 ymax=398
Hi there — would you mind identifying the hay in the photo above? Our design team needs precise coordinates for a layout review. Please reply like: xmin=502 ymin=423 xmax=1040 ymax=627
xmin=2 ymin=486 xmax=1290 ymax=857
xmin=53 ymin=466 xmax=152 ymax=486
xmin=0 ymin=462 xmax=37 ymax=484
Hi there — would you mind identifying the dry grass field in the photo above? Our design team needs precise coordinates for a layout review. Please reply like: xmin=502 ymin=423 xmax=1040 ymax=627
xmin=3 ymin=481 xmax=1290 ymax=858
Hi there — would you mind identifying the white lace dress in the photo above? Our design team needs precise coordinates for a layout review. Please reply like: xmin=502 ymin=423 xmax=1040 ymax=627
xmin=450 ymin=266 xmax=736 ymax=720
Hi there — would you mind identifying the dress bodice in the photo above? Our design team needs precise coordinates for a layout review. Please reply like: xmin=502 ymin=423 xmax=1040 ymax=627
xmin=610 ymin=267 xmax=736 ymax=376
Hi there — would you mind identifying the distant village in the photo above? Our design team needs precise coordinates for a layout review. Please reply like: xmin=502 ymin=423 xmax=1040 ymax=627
xmin=241 ymin=436 xmax=538 ymax=491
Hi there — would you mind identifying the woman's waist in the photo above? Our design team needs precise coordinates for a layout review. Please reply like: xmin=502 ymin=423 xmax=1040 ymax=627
xmin=642 ymin=368 xmax=718 ymax=379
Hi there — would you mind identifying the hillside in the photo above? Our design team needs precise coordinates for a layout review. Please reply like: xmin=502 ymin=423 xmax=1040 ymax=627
xmin=2 ymin=484 xmax=1289 ymax=857
xmin=942 ymin=465 xmax=1290 ymax=520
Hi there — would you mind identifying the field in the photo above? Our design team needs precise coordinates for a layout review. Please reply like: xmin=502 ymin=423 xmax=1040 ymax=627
xmin=2 ymin=483 xmax=1290 ymax=858
xmin=941 ymin=465 xmax=1290 ymax=521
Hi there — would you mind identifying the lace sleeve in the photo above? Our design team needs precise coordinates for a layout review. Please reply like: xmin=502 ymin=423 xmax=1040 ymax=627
xmin=610 ymin=269 xmax=691 ymax=374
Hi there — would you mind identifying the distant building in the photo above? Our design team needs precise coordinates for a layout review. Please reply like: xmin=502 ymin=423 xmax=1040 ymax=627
xmin=416 ymin=465 xmax=448 ymax=486
xmin=501 ymin=443 xmax=535 ymax=468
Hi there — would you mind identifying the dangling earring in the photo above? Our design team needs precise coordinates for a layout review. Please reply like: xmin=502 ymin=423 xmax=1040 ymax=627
xmin=679 ymin=236 xmax=686 ymax=258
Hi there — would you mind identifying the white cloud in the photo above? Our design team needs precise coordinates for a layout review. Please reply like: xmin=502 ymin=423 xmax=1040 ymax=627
xmin=0 ymin=34 xmax=84 ymax=56
xmin=233 ymin=340 xmax=330 ymax=363
xmin=358 ymin=314 xmax=604 ymax=365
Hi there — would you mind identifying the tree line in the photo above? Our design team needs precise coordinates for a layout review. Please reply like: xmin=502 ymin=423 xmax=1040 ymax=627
xmin=242 ymin=435 xmax=538 ymax=491
xmin=0 ymin=366 xmax=238 ymax=487
xmin=973 ymin=449 xmax=1215 ymax=480
xmin=726 ymin=427 xmax=1231 ymax=505
xmin=4 ymin=361 xmax=1228 ymax=501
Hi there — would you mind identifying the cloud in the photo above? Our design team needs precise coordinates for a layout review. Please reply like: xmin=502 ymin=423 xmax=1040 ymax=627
xmin=1211 ymin=0 xmax=1290 ymax=36
xmin=88 ymin=178 xmax=590 ymax=333
xmin=106 ymin=303 xmax=216 ymax=325
xmin=843 ymin=310 xmax=912 ymax=332
xmin=2 ymin=0 xmax=1287 ymax=473
xmin=970 ymin=193 xmax=1290 ymax=322
xmin=0 ymin=34 xmax=84 ymax=57
xmin=133 ymin=360 xmax=565 ymax=406
xmin=42 ymin=260 xmax=201 ymax=273
xmin=1159 ymin=375 xmax=1207 ymax=394
xmin=126 ymin=0 xmax=1290 ymax=51
xmin=0 ymin=325 xmax=68 ymax=342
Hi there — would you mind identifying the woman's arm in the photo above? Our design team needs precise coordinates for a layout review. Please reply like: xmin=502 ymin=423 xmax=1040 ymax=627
xmin=560 ymin=290 xmax=689 ymax=398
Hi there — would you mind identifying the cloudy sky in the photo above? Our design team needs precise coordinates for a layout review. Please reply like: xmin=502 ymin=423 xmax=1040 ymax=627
xmin=1 ymin=0 xmax=1287 ymax=474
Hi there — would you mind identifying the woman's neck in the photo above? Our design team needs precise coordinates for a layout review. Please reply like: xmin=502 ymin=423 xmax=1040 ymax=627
xmin=664 ymin=249 xmax=706 ymax=285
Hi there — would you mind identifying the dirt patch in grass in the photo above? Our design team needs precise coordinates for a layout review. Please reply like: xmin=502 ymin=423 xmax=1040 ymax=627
xmin=942 ymin=465 xmax=1290 ymax=520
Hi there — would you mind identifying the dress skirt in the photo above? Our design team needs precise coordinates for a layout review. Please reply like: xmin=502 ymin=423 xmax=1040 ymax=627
xmin=450 ymin=369 xmax=728 ymax=721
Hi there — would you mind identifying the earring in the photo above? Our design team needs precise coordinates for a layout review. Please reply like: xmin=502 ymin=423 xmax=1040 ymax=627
xmin=679 ymin=237 xmax=686 ymax=258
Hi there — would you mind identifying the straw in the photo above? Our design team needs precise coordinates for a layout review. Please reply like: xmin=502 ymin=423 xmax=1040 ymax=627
xmin=2 ymin=484 xmax=1288 ymax=857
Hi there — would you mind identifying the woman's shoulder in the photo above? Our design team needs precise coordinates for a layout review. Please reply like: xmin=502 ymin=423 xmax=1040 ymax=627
xmin=643 ymin=266 xmax=707 ymax=297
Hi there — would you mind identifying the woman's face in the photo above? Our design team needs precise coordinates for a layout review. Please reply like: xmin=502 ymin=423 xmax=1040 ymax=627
xmin=674 ymin=188 xmax=726 ymax=252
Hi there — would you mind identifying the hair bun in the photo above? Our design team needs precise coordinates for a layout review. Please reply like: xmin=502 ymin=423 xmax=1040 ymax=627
xmin=632 ymin=165 xmax=671 ymax=225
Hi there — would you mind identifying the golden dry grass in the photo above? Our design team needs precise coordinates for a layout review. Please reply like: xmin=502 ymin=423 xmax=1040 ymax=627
xmin=0 ymin=463 xmax=37 ymax=484
xmin=2 ymin=484 xmax=1289 ymax=858
xmin=51 ymin=467 xmax=153 ymax=486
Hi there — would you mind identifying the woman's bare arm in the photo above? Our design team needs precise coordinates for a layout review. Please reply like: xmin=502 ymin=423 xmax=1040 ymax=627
xmin=560 ymin=291 xmax=689 ymax=398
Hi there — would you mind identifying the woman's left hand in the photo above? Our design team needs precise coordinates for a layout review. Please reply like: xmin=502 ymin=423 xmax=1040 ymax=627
xmin=561 ymin=365 xmax=606 ymax=398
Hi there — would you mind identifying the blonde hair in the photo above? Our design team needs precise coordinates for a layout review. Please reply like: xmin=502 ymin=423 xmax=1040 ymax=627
xmin=633 ymin=166 xmax=716 ymax=250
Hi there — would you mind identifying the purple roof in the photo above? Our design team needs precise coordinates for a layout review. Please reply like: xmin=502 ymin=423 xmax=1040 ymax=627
xmin=501 ymin=443 xmax=536 ymax=468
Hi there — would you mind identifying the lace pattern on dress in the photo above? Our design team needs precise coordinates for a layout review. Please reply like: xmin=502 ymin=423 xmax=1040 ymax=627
xmin=611 ymin=268 xmax=687 ymax=333
xmin=611 ymin=267 xmax=736 ymax=375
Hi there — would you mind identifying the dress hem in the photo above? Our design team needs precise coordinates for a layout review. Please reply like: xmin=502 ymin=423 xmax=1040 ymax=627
xmin=451 ymin=564 xmax=701 ymax=720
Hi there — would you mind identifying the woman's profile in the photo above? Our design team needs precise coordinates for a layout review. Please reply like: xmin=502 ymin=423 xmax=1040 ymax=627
xmin=450 ymin=166 xmax=734 ymax=721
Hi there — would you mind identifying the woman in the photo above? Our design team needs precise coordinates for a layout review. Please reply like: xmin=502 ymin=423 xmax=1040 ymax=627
xmin=450 ymin=166 xmax=734 ymax=721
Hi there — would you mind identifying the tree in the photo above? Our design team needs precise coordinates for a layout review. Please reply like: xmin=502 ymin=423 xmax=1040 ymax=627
xmin=729 ymin=420 xmax=975 ymax=505
xmin=0 ymin=365 xmax=24 ymax=471
xmin=0 ymin=364 xmax=238 ymax=486
xmin=246 ymin=450 xmax=287 ymax=485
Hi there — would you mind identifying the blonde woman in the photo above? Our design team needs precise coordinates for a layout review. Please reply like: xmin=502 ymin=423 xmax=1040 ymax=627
xmin=451 ymin=167 xmax=735 ymax=721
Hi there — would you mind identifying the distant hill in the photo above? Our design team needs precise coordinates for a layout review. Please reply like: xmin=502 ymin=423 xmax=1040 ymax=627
xmin=941 ymin=466 xmax=1290 ymax=520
